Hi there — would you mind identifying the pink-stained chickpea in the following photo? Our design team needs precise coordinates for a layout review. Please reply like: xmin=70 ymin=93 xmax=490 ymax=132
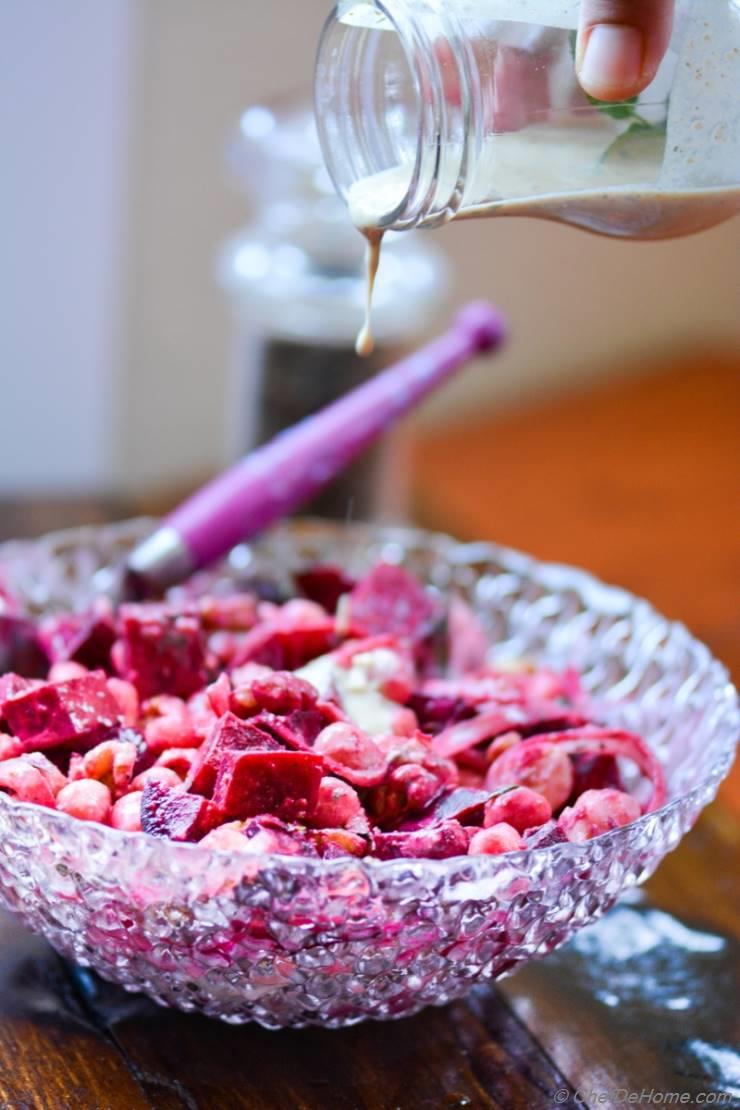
xmin=314 ymin=722 xmax=387 ymax=787
xmin=199 ymin=594 xmax=257 ymax=631
xmin=56 ymin=779 xmax=112 ymax=824
xmin=0 ymin=736 xmax=23 ymax=762
xmin=205 ymin=673 xmax=231 ymax=717
xmin=48 ymin=661 xmax=88 ymax=682
xmin=111 ymin=791 xmax=143 ymax=832
xmin=131 ymin=766 xmax=183 ymax=791
xmin=278 ymin=599 xmax=328 ymax=625
xmin=486 ymin=743 xmax=574 ymax=811
xmin=141 ymin=694 xmax=189 ymax=722
xmin=107 ymin=677 xmax=140 ymax=726
xmin=387 ymin=763 xmax=441 ymax=813
xmin=558 ymin=788 xmax=641 ymax=844
xmin=229 ymin=662 xmax=272 ymax=688
xmin=186 ymin=688 xmax=219 ymax=739
xmin=21 ymin=753 xmax=67 ymax=797
xmin=229 ymin=684 xmax=258 ymax=718
xmin=0 ymin=759 xmax=57 ymax=807
xmin=142 ymin=693 xmax=197 ymax=752
xmin=469 ymin=823 xmax=525 ymax=855
xmin=485 ymin=731 xmax=521 ymax=765
xmin=199 ymin=821 xmax=251 ymax=852
xmin=389 ymin=706 xmax=419 ymax=737
xmin=67 ymin=753 xmax=85 ymax=781
xmin=250 ymin=671 xmax=318 ymax=715
xmin=241 ymin=828 xmax=304 ymax=855
xmin=483 ymin=787 xmax=552 ymax=834
xmin=155 ymin=748 xmax=196 ymax=777
xmin=82 ymin=739 xmax=137 ymax=796
xmin=311 ymin=777 xmax=363 ymax=828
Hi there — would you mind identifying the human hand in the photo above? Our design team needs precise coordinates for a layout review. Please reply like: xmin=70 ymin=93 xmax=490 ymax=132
xmin=576 ymin=0 xmax=675 ymax=101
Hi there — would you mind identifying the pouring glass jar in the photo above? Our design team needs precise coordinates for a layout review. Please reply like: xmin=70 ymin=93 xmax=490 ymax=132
xmin=314 ymin=0 xmax=740 ymax=240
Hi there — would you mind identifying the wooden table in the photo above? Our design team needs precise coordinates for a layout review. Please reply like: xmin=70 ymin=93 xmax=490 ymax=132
xmin=0 ymin=352 xmax=738 ymax=1109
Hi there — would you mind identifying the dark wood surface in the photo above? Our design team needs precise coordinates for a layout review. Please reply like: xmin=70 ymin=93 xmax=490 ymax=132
xmin=0 ymin=350 xmax=738 ymax=1109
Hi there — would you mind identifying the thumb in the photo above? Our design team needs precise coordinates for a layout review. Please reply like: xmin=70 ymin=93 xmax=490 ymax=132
xmin=576 ymin=0 xmax=674 ymax=102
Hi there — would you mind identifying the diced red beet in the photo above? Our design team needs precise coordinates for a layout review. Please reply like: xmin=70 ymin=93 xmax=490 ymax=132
xmin=399 ymin=786 xmax=515 ymax=831
xmin=569 ymin=754 xmax=623 ymax=800
xmin=38 ymin=604 xmax=116 ymax=669
xmin=250 ymin=708 xmax=331 ymax=752
xmin=523 ymin=820 xmax=569 ymax=848
xmin=186 ymin=712 xmax=284 ymax=797
xmin=115 ymin=604 xmax=208 ymax=700
xmin=373 ymin=819 xmax=469 ymax=860
xmin=0 ymin=613 xmax=46 ymax=678
xmin=407 ymin=693 xmax=474 ymax=736
xmin=2 ymin=672 xmax=120 ymax=752
xmin=140 ymin=780 xmax=220 ymax=842
xmin=296 ymin=565 xmax=355 ymax=614
xmin=230 ymin=620 xmax=336 ymax=671
xmin=347 ymin=563 xmax=440 ymax=643
xmin=212 ymin=750 xmax=323 ymax=822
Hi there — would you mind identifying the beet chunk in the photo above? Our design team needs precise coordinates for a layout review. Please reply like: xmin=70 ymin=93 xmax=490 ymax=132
xmin=399 ymin=786 xmax=510 ymax=831
xmin=212 ymin=750 xmax=323 ymax=822
xmin=38 ymin=604 xmax=116 ymax=669
xmin=186 ymin=712 xmax=284 ymax=797
xmin=348 ymin=563 xmax=440 ymax=643
xmin=2 ymin=672 xmax=120 ymax=751
xmin=140 ymin=780 xmax=220 ymax=842
xmin=296 ymin=565 xmax=355 ymax=614
xmin=231 ymin=621 xmax=336 ymax=671
xmin=569 ymin=754 xmax=623 ymax=800
xmin=407 ymin=694 xmax=474 ymax=736
xmin=115 ymin=604 xmax=208 ymax=700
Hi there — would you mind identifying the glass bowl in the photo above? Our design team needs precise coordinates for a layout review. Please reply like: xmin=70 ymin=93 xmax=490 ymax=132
xmin=0 ymin=519 xmax=736 ymax=1028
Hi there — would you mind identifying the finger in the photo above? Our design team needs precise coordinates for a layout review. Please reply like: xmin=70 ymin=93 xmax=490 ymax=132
xmin=576 ymin=0 xmax=674 ymax=101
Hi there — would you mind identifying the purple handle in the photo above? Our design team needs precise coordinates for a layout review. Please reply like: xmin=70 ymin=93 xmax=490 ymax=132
xmin=157 ymin=302 xmax=504 ymax=572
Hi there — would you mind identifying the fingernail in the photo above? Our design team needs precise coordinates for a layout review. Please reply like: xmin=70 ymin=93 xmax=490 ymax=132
xmin=579 ymin=24 xmax=644 ymax=94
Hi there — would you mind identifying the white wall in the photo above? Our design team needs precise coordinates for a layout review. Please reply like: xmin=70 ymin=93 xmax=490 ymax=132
xmin=117 ymin=0 xmax=331 ymax=492
xmin=0 ymin=0 xmax=133 ymax=493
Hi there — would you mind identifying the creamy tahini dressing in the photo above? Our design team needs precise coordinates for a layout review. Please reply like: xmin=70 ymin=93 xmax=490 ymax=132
xmin=348 ymin=119 xmax=740 ymax=354
xmin=355 ymin=228 xmax=383 ymax=357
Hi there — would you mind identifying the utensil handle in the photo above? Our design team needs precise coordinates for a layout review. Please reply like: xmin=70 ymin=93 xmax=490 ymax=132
xmin=127 ymin=302 xmax=505 ymax=585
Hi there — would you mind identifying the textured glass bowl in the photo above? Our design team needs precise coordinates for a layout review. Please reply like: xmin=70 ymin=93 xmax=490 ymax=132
xmin=0 ymin=519 xmax=736 ymax=1028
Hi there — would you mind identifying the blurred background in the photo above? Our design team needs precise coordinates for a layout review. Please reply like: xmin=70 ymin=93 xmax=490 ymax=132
xmin=0 ymin=1 xmax=738 ymax=766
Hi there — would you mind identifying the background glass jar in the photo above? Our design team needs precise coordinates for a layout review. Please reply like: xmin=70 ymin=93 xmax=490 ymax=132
xmin=218 ymin=94 xmax=448 ymax=522
xmin=314 ymin=0 xmax=740 ymax=238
